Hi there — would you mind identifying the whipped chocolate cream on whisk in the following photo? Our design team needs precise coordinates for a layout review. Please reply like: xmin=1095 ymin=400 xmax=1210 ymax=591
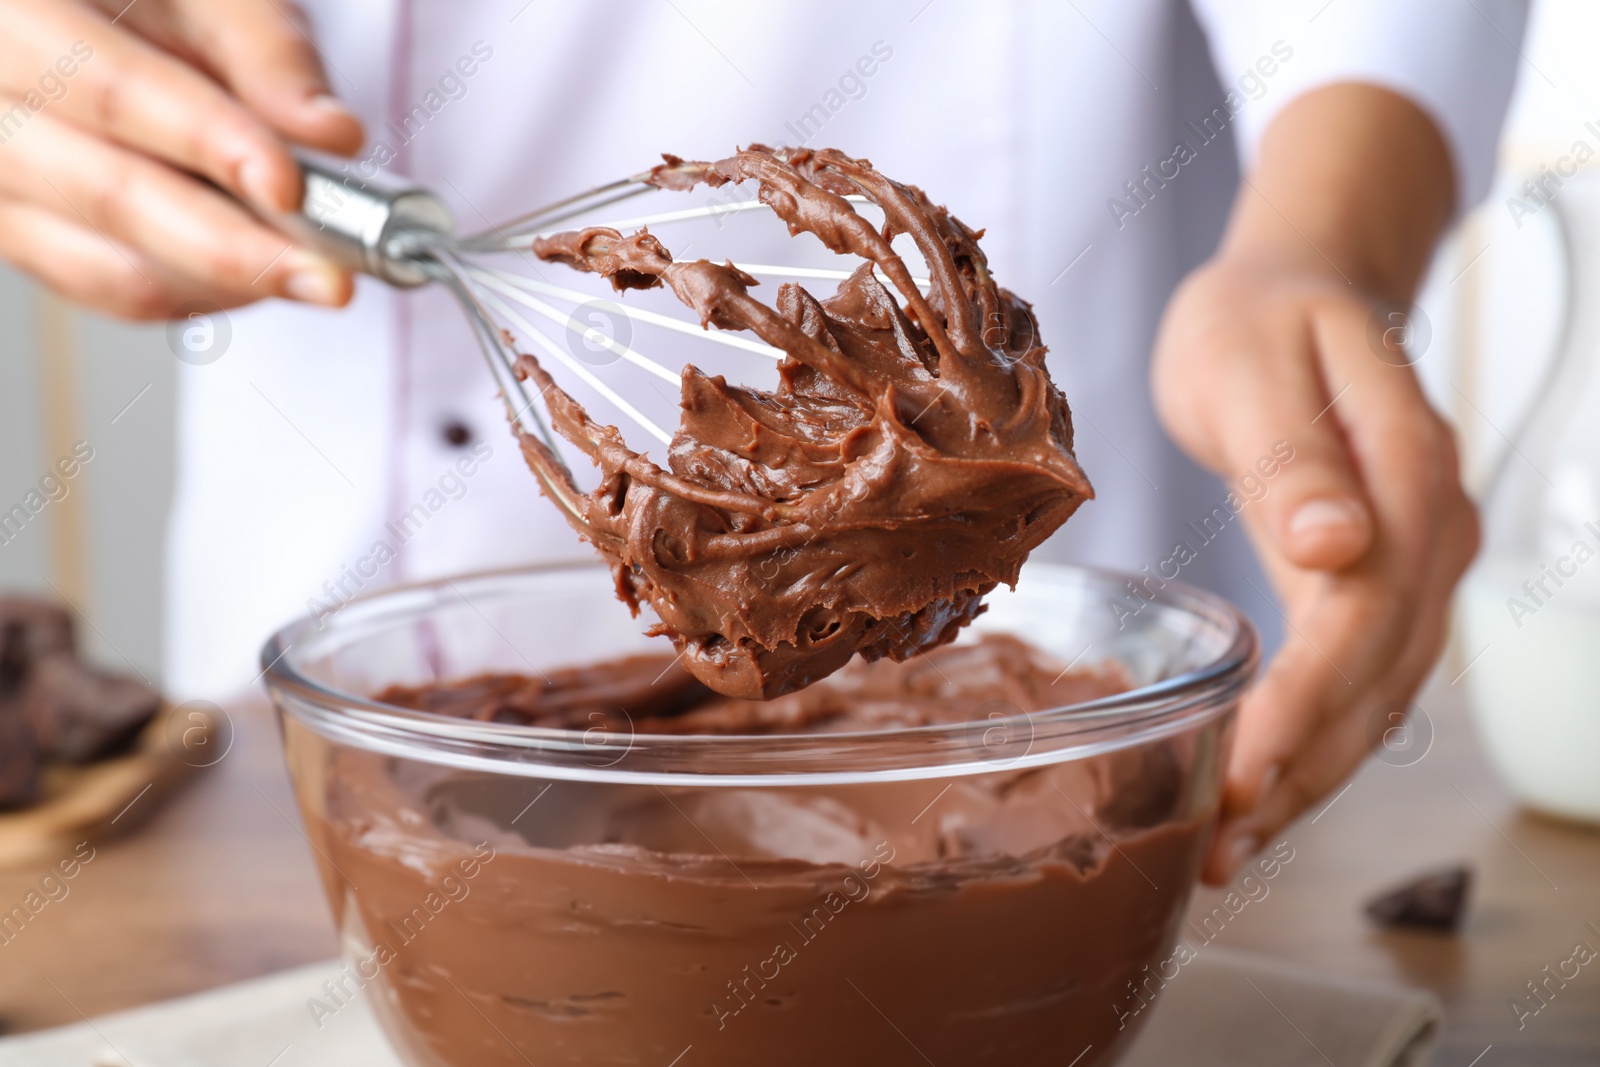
xmin=512 ymin=147 xmax=1092 ymax=699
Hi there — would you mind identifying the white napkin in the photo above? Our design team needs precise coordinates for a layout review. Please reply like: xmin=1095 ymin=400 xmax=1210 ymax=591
xmin=0 ymin=964 xmax=399 ymax=1067
xmin=1122 ymin=947 xmax=1441 ymax=1067
xmin=0 ymin=948 xmax=1439 ymax=1067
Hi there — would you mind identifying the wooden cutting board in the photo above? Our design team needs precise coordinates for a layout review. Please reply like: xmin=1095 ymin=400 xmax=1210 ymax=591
xmin=0 ymin=703 xmax=208 ymax=871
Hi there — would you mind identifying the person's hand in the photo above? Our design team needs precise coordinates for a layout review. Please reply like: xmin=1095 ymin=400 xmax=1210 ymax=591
xmin=0 ymin=0 xmax=364 ymax=319
xmin=1154 ymin=256 xmax=1478 ymax=884
xmin=1150 ymin=84 xmax=1479 ymax=884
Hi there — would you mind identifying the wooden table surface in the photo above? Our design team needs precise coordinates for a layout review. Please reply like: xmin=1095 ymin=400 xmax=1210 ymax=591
xmin=0 ymin=679 xmax=1596 ymax=1062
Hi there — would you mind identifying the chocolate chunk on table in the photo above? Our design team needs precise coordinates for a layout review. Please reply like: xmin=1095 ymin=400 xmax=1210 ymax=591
xmin=1365 ymin=865 xmax=1473 ymax=931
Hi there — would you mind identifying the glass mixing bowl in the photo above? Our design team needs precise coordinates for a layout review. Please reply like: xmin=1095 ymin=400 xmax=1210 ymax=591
xmin=262 ymin=562 xmax=1256 ymax=1067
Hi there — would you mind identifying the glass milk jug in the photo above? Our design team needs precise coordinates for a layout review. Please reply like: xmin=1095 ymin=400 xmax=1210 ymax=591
xmin=1458 ymin=173 xmax=1600 ymax=824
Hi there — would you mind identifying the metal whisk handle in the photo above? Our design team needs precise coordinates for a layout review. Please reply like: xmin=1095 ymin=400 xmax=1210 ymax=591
xmin=276 ymin=156 xmax=455 ymax=288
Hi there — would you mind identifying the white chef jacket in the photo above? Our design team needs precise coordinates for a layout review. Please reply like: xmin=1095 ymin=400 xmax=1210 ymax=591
xmin=163 ymin=0 xmax=1527 ymax=698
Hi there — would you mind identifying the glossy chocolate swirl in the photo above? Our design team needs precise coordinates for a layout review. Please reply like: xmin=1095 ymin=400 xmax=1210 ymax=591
xmin=509 ymin=147 xmax=1091 ymax=699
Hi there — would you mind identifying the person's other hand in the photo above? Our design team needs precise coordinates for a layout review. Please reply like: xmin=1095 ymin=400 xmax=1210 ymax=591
xmin=0 ymin=0 xmax=364 ymax=318
xmin=1151 ymin=85 xmax=1479 ymax=884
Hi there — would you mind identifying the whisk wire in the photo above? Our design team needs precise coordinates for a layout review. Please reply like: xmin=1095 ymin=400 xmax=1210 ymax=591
xmin=580 ymin=193 xmax=876 ymax=240
xmin=469 ymin=266 xmax=786 ymax=361
xmin=468 ymin=268 xmax=682 ymax=387
xmin=471 ymin=284 xmax=674 ymax=447
xmin=430 ymin=255 xmax=560 ymax=451
xmin=459 ymin=178 xmax=658 ymax=251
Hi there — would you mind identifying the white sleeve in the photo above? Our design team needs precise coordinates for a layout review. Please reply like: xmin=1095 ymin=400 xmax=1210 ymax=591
xmin=1188 ymin=0 xmax=1530 ymax=212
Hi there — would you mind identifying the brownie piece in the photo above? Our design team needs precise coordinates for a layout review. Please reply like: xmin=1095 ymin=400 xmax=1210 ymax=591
xmin=0 ymin=595 xmax=162 ymax=805
xmin=25 ymin=654 xmax=161 ymax=764
xmin=0 ymin=597 xmax=76 ymax=686
xmin=0 ymin=699 xmax=41 ymax=808
xmin=0 ymin=597 xmax=71 ymax=807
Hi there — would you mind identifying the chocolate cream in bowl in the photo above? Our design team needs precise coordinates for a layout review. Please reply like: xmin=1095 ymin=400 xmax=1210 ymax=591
xmin=296 ymin=635 xmax=1217 ymax=1067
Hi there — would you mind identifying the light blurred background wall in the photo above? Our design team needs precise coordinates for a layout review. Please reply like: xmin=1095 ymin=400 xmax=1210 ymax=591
xmin=0 ymin=0 xmax=1593 ymax=686
xmin=0 ymin=290 xmax=174 ymax=681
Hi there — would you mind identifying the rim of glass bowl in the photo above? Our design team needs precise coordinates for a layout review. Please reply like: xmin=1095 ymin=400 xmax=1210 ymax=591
xmin=261 ymin=561 xmax=1258 ymax=787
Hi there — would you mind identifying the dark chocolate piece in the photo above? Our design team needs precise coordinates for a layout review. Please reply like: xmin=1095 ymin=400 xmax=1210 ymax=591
xmin=1365 ymin=865 xmax=1472 ymax=931
xmin=0 ymin=596 xmax=75 ymax=694
xmin=0 ymin=596 xmax=75 ymax=808
xmin=0 ymin=699 xmax=41 ymax=809
xmin=513 ymin=147 xmax=1091 ymax=699
xmin=25 ymin=654 xmax=161 ymax=764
